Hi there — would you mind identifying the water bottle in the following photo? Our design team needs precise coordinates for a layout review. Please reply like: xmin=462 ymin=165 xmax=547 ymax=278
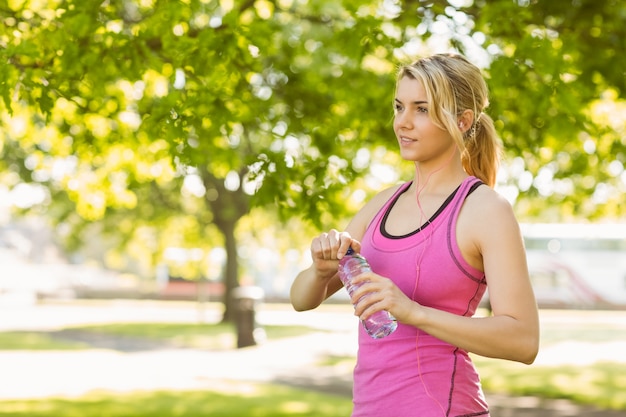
xmin=338 ymin=247 xmax=397 ymax=339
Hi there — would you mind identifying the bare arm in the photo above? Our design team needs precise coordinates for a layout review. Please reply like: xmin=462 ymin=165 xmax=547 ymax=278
xmin=290 ymin=187 xmax=398 ymax=311
xmin=289 ymin=229 xmax=350 ymax=311
xmin=290 ymin=267 xmax=345 ymax=311
xmin=414 ymin=198 xmax=539 ymax=363
xmin=351 ymin=188 xmax=540 ymax=364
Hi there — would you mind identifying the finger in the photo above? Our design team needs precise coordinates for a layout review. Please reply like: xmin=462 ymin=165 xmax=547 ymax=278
xmin=327 ymin=229 xmax=341 ymax=258
xmin=321 ymin=232 xmax=331 ymax=256
xmin=337 ymin=235 xmax=355 ymax=259
xmin=350 ymin=239 xmax=362 ymax=254
xmin=350 ymin=279 xmax=377 ymax=303
xmin=355 ymin=294 xmax=385 ymax=319
xmin=352 ymin=293 xmax=370 ymax=316
xmin=310 ymin=234 xmax=325 ymax=259
xmin=350 ymin=290 xmax=381 ymax=309
xmin=317 ymin=233 xmax=332 ymax=259
xmin=314 ymin=231 xmax=341 ymax=260
xmin=351 ymin=271 xmax=375 ymax=286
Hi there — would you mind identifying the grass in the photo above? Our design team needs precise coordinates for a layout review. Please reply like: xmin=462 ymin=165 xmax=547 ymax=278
xmin=0 ymin=308 xmax=625 ymax=414
xmin=0 ymin=323 xmax=320 ymax=351
xmin=470 ymin=311 xmax=626 ymax=410
xmin=0 ymin=386 xmax=353 ymax=416
xmin=0 ymin=331 xmax=88 ymax=350
xmin=0 ymin=321 xmax=352 ymax=415
xmin=289 ymin=309 xmax=626 ymax=412
xmin=474 ymin=358 xmax=626 ymax=410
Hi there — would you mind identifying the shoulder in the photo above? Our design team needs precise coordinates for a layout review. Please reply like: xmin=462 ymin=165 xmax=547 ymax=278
xmin=460 ymin=184 xmax=523 ymax=253
xmin=345 ymin=183 xmax=406 ymax=240
xmin=466 ymin=185 xmax=513 ymax=222
xmin=465 ymin=183 xmax=514 ymax=218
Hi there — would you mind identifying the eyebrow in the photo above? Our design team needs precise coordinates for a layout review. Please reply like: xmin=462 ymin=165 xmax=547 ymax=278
xmin=394 ymin=98 xmax=428 ymax=105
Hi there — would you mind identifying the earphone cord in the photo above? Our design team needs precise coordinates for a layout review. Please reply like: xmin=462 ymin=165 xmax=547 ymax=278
xmin=412 ymin=146 xmax=458 ymax=417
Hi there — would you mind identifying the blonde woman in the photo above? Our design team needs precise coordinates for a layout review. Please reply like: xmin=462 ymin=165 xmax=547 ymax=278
xmin=290 ymin=53 xmax=539 ymax=416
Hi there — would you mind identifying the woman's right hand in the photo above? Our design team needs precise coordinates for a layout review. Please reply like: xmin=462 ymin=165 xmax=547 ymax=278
xmin=290 ymin=229 xmax=360 ymax=311
xmin=310 ymin=229 xmax=361 ymax=280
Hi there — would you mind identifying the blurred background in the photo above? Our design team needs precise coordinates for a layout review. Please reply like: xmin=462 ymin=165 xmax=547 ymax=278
xmin=0 ymin=0 xmax=625 ymax=416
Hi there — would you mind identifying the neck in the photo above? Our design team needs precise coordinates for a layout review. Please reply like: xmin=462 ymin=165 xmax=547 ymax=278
xmin=412 ymin=150 xmax=466 ymax=195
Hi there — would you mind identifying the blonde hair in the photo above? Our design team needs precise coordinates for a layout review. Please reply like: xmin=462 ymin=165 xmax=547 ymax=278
xmin=397 ymin=53 xmax=501 ymax=187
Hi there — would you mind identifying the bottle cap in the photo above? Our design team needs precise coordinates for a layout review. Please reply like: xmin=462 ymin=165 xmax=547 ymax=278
xmin=346 ymin=246 xmax=355 ymax=256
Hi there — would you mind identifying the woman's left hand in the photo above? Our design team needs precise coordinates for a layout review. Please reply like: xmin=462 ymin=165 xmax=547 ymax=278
xmin=350 ymin=271 xmax=420 ymax=323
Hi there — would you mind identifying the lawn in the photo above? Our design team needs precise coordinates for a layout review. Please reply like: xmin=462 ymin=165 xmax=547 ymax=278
xmin=474 ymin=358 xmax=626 ymax=410
xmin=0 ymin=321 xmax=351 ymax=416
xmin=0 ymin=322 xmax=320 ymax=351
xmin=0 ymin=307 xmax=624 ymax=414
xmin=0 ymin=386 xmax=352 ymax=416
xmin=473 ymin=309 xmax=626 ymax=410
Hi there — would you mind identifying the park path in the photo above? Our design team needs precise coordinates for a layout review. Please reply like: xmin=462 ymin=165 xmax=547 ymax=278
xmin=0 ymin=300 xmax=624 ymax=416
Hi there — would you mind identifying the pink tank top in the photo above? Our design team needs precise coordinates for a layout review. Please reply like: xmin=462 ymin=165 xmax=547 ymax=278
xmin=353 ymin=176 xmax=490 ymax=417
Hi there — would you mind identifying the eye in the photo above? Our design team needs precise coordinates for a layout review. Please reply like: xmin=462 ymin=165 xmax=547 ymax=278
xmin=393 ymin=103 xmax=403 ymax=113
xmin=417 ymin=106 xmax=428 ymax=113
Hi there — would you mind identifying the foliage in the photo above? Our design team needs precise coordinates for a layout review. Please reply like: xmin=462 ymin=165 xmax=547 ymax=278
xmin=1 ymin=0 xmax=625 ymax=313
xmin=472 ymin=0 xmax=626 ymax=221
xmin=1 ymin=0 xmax=402 ymax=228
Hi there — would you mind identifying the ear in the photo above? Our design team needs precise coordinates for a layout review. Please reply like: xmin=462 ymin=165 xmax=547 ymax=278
xmin=457 ymin=109 xmax=474 ymax=134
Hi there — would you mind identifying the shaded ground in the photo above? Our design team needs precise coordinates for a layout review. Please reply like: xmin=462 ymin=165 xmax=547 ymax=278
xmin=27 ymin=328 xmax=626 ymax=417
xmin=0 ymin=300 xmax=624 ymax=417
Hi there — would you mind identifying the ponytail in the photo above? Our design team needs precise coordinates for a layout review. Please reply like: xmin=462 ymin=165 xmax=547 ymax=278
xmin=461 ymin=112 xmax=501 ymax=187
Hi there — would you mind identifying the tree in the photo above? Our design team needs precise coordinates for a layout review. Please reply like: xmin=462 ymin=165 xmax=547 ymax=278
xmin=1 ymin=0 xmax=403 ymax=320
xmin=1 ymin=0 xmax=625 ymax=320
xmin=471 ymin=0 xmax=626 ymax=220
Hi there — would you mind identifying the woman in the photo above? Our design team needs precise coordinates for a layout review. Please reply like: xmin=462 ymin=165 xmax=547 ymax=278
xmin=290 ymin=53 xmax=539 ymax=417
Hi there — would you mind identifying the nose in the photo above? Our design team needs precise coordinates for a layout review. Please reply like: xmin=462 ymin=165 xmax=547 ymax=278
xmin=394 ymin=110 xmax=412 ymax=131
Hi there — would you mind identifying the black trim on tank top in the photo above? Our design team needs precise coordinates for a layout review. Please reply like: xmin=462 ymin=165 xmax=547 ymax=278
xmin=467 ymin=180 xmax=483 ymax=195
xmin=380 ymin=180 xmax=484 ymax=239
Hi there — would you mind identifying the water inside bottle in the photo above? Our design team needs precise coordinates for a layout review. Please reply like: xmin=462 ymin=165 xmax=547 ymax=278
xmin=363 ymin=310 xmax=397 ymax=339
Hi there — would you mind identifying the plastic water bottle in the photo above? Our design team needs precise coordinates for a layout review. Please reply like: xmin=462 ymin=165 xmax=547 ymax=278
xmin=338 ymin=247 xmax=397 ymax=339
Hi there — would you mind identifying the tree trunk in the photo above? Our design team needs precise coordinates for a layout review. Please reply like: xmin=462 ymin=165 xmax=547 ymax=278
xmin=201 ymin=167 xmax=250 ymax=323
xmin=216 ymin=218 xmax=239 ymax=322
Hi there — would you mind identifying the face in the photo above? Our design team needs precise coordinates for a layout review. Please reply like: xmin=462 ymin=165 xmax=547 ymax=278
xmin=393 ymin=76 xmax=456 ymax=163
